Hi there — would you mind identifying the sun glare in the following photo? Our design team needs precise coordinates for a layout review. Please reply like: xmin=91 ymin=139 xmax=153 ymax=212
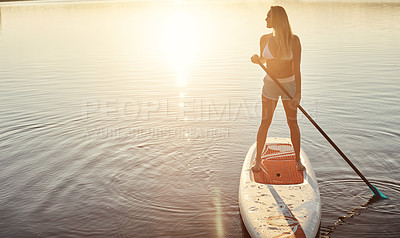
xmin=174 ymin=0 xmax=183 ymax=5
xmin=160 ymin=9 xmax=202 ymax=87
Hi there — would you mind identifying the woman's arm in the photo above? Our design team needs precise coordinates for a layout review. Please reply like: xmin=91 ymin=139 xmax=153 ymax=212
xmin=292 ymin=35 xmax=302 ymax=105
xmin=251 ymin=34 xmax=269 ymax=64
xmin=258 ymin=35 xmax=267 ymax=65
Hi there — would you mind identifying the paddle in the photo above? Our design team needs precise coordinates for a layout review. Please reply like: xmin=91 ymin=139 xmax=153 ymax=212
xmin=255 ymin=60 xmax=387 ymax=199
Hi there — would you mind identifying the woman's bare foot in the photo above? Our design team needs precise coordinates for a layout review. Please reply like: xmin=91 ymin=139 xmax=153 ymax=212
xmin=296 ymin=160 xmax=306 ymax=171
xmin=252 ymin=162 xmax=261 ymax=172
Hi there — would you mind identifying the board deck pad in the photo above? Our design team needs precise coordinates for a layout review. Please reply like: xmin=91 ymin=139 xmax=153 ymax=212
xmin=253 ymin=143 xmax=304 ymax=185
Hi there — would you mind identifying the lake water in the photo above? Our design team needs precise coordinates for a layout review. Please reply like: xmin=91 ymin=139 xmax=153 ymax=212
xmin=0 ymin=0 xmax=399 ymax=237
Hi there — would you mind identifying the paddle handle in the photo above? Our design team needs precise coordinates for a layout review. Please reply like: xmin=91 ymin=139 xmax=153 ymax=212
xmin=257 ymin=61 xmax=382 ymax=198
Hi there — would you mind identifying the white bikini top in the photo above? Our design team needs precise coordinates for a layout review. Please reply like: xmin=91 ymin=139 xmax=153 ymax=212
xmin=262 ymin=38 xmax=293 ymax=60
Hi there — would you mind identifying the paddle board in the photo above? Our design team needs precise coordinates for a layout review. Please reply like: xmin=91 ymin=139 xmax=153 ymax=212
xmin=239 ymin=137 xmax=321 ymax=238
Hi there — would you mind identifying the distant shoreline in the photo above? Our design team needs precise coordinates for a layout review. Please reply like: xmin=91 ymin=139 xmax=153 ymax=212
xmin=0 ymin=0 xmax=36 ymax=2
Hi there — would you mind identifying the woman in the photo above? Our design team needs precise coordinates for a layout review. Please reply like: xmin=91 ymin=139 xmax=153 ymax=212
xmin=251 ymin=6 xmax=305 ymax=171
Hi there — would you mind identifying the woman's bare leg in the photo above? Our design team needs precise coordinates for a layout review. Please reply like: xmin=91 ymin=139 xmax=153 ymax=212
xmin=252 ymin=96 xmax=278 ymax=171
xmin=282 ymin=100 xmax=305 ymax=171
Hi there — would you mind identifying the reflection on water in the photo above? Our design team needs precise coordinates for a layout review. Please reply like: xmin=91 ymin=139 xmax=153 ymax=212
xmin=321 ymin=193 xmax=383 ymax=236
xmin=0 ymin=0 xmax=400 ymax=237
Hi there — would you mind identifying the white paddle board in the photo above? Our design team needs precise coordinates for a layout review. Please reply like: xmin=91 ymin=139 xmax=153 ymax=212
xmin=239 ymin=137 xmax=321 ymax=238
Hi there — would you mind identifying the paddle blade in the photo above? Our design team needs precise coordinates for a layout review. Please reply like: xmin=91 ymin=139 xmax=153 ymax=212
xmin=370 ymin=185 xmax=388 ymax=199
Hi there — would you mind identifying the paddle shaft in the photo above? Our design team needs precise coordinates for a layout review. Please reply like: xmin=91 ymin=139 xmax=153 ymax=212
xmin=257 ymin=61 xmax=381 ymax=197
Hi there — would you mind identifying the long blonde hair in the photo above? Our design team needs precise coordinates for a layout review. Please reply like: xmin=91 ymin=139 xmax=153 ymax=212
xmin=270 ymin=6 xmax=293 ymax=59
